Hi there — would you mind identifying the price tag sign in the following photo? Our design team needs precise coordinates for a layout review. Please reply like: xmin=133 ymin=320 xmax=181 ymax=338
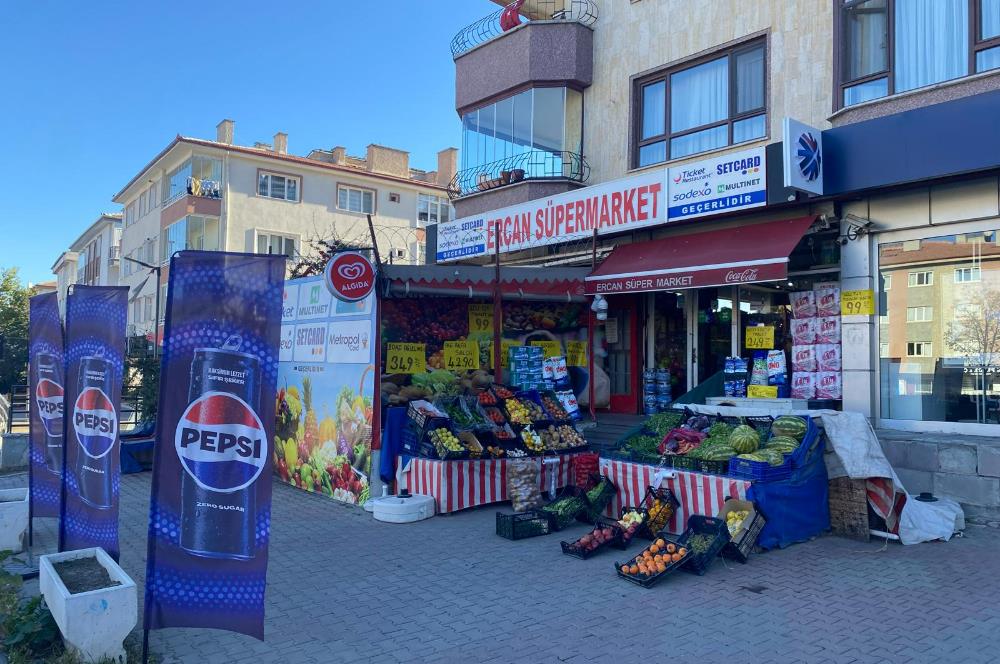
xmin=841 ymin=289 xmax=874 ymax=316
xmin=443 ymin=340 xmax=480 ymax=371
xmin=745 ymin=326 xmax=775 ymax=350
xmin=747 ymin=384 xmax=778 ymax=399
xmin=385 ymin=342 xmax=426 ymax=374
xmin=486 ymin=339 xmax=516 ymax=369
xmin=566 ymin=340 xmax=587 ymax=367
xmin=468 ymin=304 xmax=493 ymax=333
xmin=530 ymin=340 xmax=563 ymax=359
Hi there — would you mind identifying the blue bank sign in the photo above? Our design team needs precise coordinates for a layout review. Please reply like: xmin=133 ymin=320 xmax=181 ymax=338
xmin=666 ymin=146 xmax=766 ymax=222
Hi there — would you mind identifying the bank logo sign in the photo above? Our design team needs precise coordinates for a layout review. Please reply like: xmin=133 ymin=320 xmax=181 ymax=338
xmin=782 ymin=117 xmax=824 ymax=196
xmin=666 ymin=146 xmax=766 ymax=222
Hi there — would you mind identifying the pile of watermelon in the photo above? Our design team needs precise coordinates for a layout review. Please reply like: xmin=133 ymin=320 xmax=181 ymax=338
xmin=731 ymin=416 xmax=808 ymax=466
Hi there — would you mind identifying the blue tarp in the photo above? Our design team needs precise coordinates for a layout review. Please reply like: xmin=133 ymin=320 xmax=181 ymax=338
xmin=749 ymin=449 xmax=830 ymax=550
xmin=380 ymin=406 xmax=409 ymax=484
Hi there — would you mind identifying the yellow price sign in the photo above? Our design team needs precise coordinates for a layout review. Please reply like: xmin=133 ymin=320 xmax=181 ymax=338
xmin=468 ymin=304 xmax=494 ymax=333
xmin=841 ymin=289 xmax=874 ymax=316
xmin=747 ymin=384 xmax=778 ymax=399
xmin=443 ymin=340 xmax=480 ymax=371
xmin=745 ymin=326 xmax=775 ymax=350
xmin=486 ymin=339 xmax=516 ymax=369
xmin=566 ymin=340 xmax=587 ymax=367
xmin=530 ymin=340 xmax=563 ymax=359
xmin=385 ymin=342 xmax=426 ymax=374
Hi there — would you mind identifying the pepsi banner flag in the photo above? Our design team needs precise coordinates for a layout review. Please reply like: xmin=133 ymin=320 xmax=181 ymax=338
xmin=145 ymin=251 xmax=284 ymax=641
xmin=59 ymin=285 xmax=128 ymax=557
xmin=28 ymin=292 xmax=65 ymax=519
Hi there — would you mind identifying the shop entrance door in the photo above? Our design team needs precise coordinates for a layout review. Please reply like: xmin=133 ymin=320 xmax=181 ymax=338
xmin=693 ymin=288 xmax=735 ymax=385
xmin=606 ymin=295 xmax=639 ymax=413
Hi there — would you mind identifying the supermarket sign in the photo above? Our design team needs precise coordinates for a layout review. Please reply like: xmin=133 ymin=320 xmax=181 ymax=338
xmin=437 ymin=146 xmax=767 ymax=263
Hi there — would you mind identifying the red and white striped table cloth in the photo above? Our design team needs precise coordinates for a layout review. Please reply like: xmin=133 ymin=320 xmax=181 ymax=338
xmin=396 ymin=453 xmax=580 ymax=514
xmin=599 ymin=458 xmax=752 ymax=534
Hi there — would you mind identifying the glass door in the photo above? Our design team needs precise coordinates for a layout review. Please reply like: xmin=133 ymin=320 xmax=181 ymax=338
xmin=695 ymin=288 xmax=734 ymax=384
xmin=605 ymin=295 xmax=639 ymax=413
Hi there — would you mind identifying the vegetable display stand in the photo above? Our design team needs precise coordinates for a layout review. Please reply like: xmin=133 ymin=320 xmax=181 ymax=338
xmin=729 ymin=418 xmax=821 ymax=483
xmin=672 ymin=515 xmax=730 ymax=576
xmin=719 ymin=499 xmax=765 ymax=564
xmin=497 ymin=511 xmax=551 ymax=540
xmin=560 ymin=523 xmax=624 ymax=559
xmin=614 ymin=537 xmax=689 ymax=588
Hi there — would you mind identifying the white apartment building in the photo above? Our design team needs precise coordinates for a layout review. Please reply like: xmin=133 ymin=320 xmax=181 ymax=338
xmin=113 ymin=119 xmax=457 ymax=338
xmin=50 ymin=212 xmax=123 ymax=317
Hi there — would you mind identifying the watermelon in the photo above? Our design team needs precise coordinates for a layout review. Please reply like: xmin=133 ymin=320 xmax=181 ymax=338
xmin=766 ymin=435 xmax=800 ymax=452
xmin=729 ymin=425 xmax=760 ymax=454
xmin=703 ymin=447 xmax=736 ymax=461
xmin=757 ymin=448 xmax=786 ymax=467
xmin=771 ymin=416 xmax=808 ymax=442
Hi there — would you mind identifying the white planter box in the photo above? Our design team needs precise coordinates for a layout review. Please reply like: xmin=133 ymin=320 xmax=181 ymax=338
xmin=39 ymin=547 xmax=137 ymax=664
xmin=0 ymin=487 xmax=29 ymax=553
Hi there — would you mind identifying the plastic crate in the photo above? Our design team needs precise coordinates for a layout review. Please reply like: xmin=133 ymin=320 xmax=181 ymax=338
xmin=576 ymin=474 xmax=617 ymax=524
xmin=640 ymin=486 xmax=680 ymax=536
xmin=675 ymin=515 xmax=730 ymax=576
xmin=407 ymin=400 xmax=447 ymax=429
xmin=728 ymin=453 xmax=792 ymax=482
xmin=614 ymin=536 xmax=688 ymax=588
xmin=721 ymin=509 xmax=765 ymax=564
xmin=541 ymin=495 xmax=588 ymax=531
xmin=496 ymin=511 xmax=551 ymax=540
xmin=538 ymin=390 xmax=573 ymax=423
xmin=560 ymin=523 xmax=624 ymax=559
xmin=672 ymin=454 xmax=729 ymax=476
xmin=618 ymin=506 xmax=649 ymax=544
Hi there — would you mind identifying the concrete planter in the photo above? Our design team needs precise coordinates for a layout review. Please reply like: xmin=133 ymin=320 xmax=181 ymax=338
xmin=39 ymin=547 xmax=137 ymax=663
xmin=0 ymin=487 xmax=29 ymax=552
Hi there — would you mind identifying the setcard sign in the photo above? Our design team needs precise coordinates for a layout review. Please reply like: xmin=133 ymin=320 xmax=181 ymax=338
xmin=144 ymin=251 xmax=284 ymax=640
xmin=666 ymin=146 xmax=766 ymax=221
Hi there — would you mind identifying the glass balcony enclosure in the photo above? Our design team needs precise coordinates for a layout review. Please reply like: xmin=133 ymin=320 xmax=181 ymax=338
xmin=164 ymin=155 xmax=223 ymax=203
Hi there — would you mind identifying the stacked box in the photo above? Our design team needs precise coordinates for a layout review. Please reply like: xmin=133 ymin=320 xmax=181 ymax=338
xmin=508 ymin=345 xmax=544 ymax=390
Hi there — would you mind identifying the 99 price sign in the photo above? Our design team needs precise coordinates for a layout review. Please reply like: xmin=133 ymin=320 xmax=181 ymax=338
xmin=468 ymin=304 xmax=493 ymax=333
xmin=385 ymin=342 xmax=426 ymax=374
xmin=841 ymin=289 xmax=874 ymax=316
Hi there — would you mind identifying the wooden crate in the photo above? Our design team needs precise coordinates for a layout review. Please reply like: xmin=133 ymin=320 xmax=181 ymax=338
xmin=828 ymin=477 xmax=870 ymax=542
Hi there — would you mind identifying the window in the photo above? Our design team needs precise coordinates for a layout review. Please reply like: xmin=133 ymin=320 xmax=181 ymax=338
xmin=164 ymin=155 xmax=222 ymax=202
xmin=125 ymin=202 xmax=137 ymax=228
xmin=906 ymin=341 xmax=932 ymax=356
xmin=160 ymin=216 xmax=220 ymax=261
xmin=955 ymin=266 xmax=982 ymax=282
xmin=880 ymin=342 xmax=890 ymax=357
xmin=159 ymin=284 xmax=168 ymax=322
xmin=839 ymin=0 xmax=1000 ymax=108
xmin=389 ymin=193 xmax=401 ymax=203
xmin=144 ymin=296 xmax=154 ymax=323
xmin=907 ymin=270 xmax=933 ymax=286
xmin=145 ymin=238 xmax=156 ymax=265
xmin=258 ymin=172 xmax=300 ymax=202
xmin=139 ymin=192 xmax=147 ymax=217
xmin=906 ymin=306 xmax=933 ymax=321
xmin=418 ymin=194 xmax=452 ymax=226
xmin=123 ymin=252 xmax=131 ymax=277
xmin=634 ymin=39 xmax=766 ymax=166
xmin=337 ymin=185 xmax=375 ymax=214
xmin=882 ymin=273 xmax=892 ymax=289
xmin=256 ymin=232 xmax=296 ymax=258
xmin=133 ymin=299 xmax=143 ymax=324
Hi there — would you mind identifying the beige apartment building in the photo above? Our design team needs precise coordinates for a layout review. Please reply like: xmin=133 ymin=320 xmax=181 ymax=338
xmin=113 ymin=120 xmax=457 ymax=339
xmin=50 ymin=212 xmax=123 ymax=317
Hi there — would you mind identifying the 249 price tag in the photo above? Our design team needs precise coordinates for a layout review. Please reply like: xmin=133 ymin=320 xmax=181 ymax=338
xmin=385 ymin=343 xmax=426 ymax=374
xmin=443 ymin=340 xmax=479 ymax=371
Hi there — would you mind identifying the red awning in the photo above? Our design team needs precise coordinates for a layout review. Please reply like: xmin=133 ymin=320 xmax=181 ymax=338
xmin=585 ymin=216 xmax=817 ymax=295
xmin=382 ymin=265 xmax=589 ymax=301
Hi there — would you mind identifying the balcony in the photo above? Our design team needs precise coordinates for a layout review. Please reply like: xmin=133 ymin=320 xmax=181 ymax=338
xmin=108 ymin=245 xmax=121 ymax=263
xmin=453 ymin=1 xmax=596 ymax=114
xmin=186 ymin=176 xmax=220 ymax=199
xmin=451 ymin=0 xmax=598 ymax=58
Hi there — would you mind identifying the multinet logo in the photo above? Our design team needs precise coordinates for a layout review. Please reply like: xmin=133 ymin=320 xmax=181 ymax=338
xmin=309 ymin=286 xmax=321 ymax=304
xmin=796 ymin=132 xmax=821 ymax=182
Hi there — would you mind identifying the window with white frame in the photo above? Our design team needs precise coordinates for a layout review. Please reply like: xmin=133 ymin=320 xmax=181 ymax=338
xmin=160 ymin=216 xmax=219 ymax=261
xmin=907 ymin=270 xmax=933 ymax=286
xmin=159 ymin=284 xmax=168 ymax=322
xmin=139 ymin=192 xmax=147 ymax=217
xmin=133 ymin=299 xmax=143 ymax=324
xmin=955 ymin=266 xmax=982 ymax=283
xmin=418 ymin=194 xmax=452 ymax=225
xmin=144 ymin=296 xmax=154 ymax=322
xmin=256 ymin=232 xmax=297 ymax=258
xmin=125 ymin=202 xmax=137 ymax=227
xmin=879 ymin=342 xmax=889 ymax=357
xmin=906 ymin=306 xmax=933 ymax=322
xmin=906 ymin=341 xmax=932 ymax=357
xmin=337 ymin=185 xmax=375 ymax=214
xmin=258 ymin=172 xmax=300 ymax=202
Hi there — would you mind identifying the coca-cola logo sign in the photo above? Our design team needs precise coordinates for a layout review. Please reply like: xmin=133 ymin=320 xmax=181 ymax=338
xmin=324 ymin=251 xmax=376 ymax=302
xmin=724 ymin=268 xmax=760 ymax=283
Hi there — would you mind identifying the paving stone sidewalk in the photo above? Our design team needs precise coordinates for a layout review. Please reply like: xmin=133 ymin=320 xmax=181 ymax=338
xmin=7 ymin=470 xmax=1000 ymax=664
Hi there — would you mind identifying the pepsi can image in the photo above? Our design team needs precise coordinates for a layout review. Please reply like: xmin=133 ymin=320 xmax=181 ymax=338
xmin=73 ymin=356 xmax=118 ymax=509
xmin=176 ymin=338 xmax=264 ymax=560
xmin=34 ymin=352 xmax=65 ymax=474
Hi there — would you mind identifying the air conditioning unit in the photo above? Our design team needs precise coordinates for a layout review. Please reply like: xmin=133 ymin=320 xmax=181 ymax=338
xmin=390 ymin=248 xmax=407 ymax=259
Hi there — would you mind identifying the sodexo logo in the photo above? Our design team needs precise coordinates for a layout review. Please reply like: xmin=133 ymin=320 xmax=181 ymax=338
xmin=36 ymin=378 xmax=64 ymax=436
xmin=175 ymin=392 xmax=267 ymax=493
xmin=74 ymin=388 xmax=117 ymax=458
xmin=796 ymin=132 xmax=821 ymax=182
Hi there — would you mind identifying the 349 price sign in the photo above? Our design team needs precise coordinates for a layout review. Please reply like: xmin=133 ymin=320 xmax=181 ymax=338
xmin=444 ymin=340 xmax=479 ymax=371
xmin=386 ymin=342 xmax=426 ymax=374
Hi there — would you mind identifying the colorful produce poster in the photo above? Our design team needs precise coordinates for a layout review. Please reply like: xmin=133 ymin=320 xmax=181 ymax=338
xmin=276 ymin=276 xmax=375 ymax=505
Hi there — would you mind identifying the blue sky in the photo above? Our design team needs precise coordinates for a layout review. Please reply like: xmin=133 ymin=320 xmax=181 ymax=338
xmin=0 ymin=1 xmax=487 ymax=285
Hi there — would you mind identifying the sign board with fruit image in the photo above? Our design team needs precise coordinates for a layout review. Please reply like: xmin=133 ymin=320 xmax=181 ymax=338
xmin=276 ymin=275 xmax=376 ymax=506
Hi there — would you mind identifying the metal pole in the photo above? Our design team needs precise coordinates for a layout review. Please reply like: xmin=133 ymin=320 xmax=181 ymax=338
xmin=152 ymin=267 xmax=161 ymax=358
xmin=589 ymin=228 xmax=597 ymax=423
xmin=366 ymin=215 xmax=384 ymax=466
xmin=493 ymin=220 xmax=503 ymax=384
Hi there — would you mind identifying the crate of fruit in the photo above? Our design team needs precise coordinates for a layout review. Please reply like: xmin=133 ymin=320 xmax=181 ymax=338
xmin=616 ymin=507 xmax=648 ymax=545
xmin=560 ymin=522 xmax=623 ymax=559
xmin=539 ymin=391 xmax=572 ymax=423
xmin=640 ymin=486 xmax=680 ymax=536
xmin=496 ymin=511 xmax=551 ymax=540
xmin=519 ymin=426 xmax=547 ymax=455
xmin=671 ymin=514 xmax=730 ymax=576
xmin=614 ymin=536 xmax=690 ymax=588
xmin=456 ymin=431 xmax=486 ymax=459
xmin=434 ymin=396 xmax=486 ymax=432
xmin=490 ymin=384 xmax=516 ymax=401
xmin=407 ymin=399 xmax=448 ymax=430
xmin=502 ymin=396 xmax=536 ymax=427
xmin=427 ymin=426 xmax=468 ymax=460
xmin=718 ymin=499 xmax=765 ymax=564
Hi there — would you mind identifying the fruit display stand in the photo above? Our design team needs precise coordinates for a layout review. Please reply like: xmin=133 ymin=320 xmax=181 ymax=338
xmin=598 ymin=457 xmax=751 ymax=535
xmin=395 ymin=452 xmax=583 ymax=514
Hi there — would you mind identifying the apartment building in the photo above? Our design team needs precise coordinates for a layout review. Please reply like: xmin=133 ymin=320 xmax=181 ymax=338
xmin=113 ymin=120 xmax=457 ymax=339
xmin=440 ymin=0 xmax=1000 ymax=435
xmin=50 ymin=212 xmax=123 ymax=316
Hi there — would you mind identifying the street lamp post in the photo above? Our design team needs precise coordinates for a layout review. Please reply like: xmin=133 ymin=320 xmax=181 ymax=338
xmin=123 ymin=256 xmax=162 ymax=357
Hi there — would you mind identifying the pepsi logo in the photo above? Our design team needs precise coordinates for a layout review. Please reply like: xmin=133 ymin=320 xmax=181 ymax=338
xmin=36 ymin=378 xmax=64 ymax=436
xmin=175 ymin=391 xmax=267 ymax=493
xmin=74 ymin=387 xmax=117 ymax=459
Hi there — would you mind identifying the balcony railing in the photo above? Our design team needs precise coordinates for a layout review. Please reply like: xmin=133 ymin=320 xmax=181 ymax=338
xmin=451 ymin=0 xmax=598 ymax=58
xmin=448 ymin=150 xmax=590 ymax=200
xmin=186 ymin=176 xmax=221 ymax=199
xmin=108 ymin=245 xmax=121 ymax=262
